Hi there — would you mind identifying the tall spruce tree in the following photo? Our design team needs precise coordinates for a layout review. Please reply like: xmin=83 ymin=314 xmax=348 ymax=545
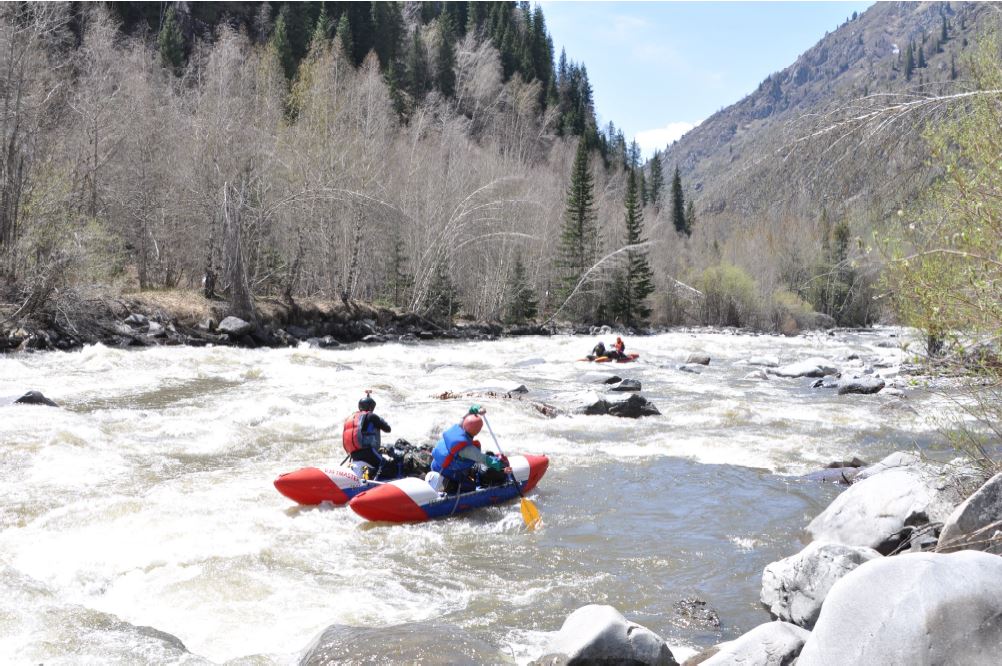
xmin=387 ymin=235 xmax=413 ymax=308
xmin=648 ymin=150 xmax=664 ymax=209
xmin=611 ymin=169 xmax=654 ymax=325
xmin=436 ymin=12 xmax=456 ymax=97
xmin=685 ymin=199 xmax=696 ymax=235
xmin=371 ymin=2 xmax=404 ymax=70
xmin=559 ymin=139 xmax=598 ymax=315
xmin=271 ymin=9 xmax=295 ymax=80
xmin=158 ymin=6 xmax=185 ymax=75
xmin=312 ymin=6 xmax=330 ymax=45
xmin=335 ymin=13 xmax=354 ymax=64
xmin=426 ymin=261 xmax=459 ymax=325
xmin=504 ymin=257 xmax=538 ymax=324
xmin=904 ymin=42 xmax=914 ymax=81
xmin=671 ymin=166 xmax=687 ymax=235
xmin=406 ymin=29 xmax=431 ymax=100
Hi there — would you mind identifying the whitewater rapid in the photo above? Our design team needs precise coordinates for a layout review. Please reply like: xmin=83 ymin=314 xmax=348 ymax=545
xmin=0 ymin=329 xmax=948 ymax=663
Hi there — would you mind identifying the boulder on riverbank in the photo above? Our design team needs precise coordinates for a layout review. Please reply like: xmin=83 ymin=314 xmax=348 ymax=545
xmin=797 ymin=551 xmax=1002 ymax=666
xmin=534 ymin=604 xmax=678 ymax=666
xmin=300 ymin=622 xmax=504 ymax=665
xmin=760 ymin=541 xmax=881 ymax=629
xmin=578 ymin=393 xmax=661 ymax=418
xmin=768 ymin=357 xmax=838 ymax=378
xmin=806 ymin=454 xmax=962 ymax=555
xmin=937 ymin=473 xmax=1002 ymax=554
xmin=698 ymin=621 xmax=810 ymax=666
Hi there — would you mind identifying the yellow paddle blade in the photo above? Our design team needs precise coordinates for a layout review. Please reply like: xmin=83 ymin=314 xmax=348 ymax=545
xmin=520 ymin=498 xmax=542 ymax=530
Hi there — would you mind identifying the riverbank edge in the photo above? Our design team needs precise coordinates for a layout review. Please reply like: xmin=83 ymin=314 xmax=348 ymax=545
xmin=0 ymin=289 xmax=840 ymax=354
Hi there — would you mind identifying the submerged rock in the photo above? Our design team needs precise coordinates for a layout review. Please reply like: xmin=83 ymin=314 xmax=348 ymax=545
xmin=810 ymin=374 xmax=839 ymax=389
xmin=579 ymin=394 xmax=661 ymax=418
xmin=535 ymin=604 xmax=678 ymax=666
xmin=700 ymin=621 xmax=810 ymax=666
xmin=798 ymin=552 xmax=1002 ymax=666
xmin=686 ymin=352 xmax=711 ymax=365
xmin=837 ymin=376 xmax=885 ymax=395
xmin=743 ymin=369 xmax=769 ymax=380
xmin=676 ymin=363 xmax=702 ymax=374
xmin=761 ymin=541 xmax=881 ymax=629
xmin=768 ymin=357 xmax=837 ymax=378
xmin=300 ymin=622 xmax=503 ymax=665
xmin=673 ymin=597 xmax=721 ymax=630
xmin=13 ymin=390 xmax=59 ymax=407
xmin=609 ymin=378 xmax=642 ymax=392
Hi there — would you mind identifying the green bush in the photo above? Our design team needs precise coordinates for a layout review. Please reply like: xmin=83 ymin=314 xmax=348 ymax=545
xmin=697 ymin=263 xmax=759 ymax=327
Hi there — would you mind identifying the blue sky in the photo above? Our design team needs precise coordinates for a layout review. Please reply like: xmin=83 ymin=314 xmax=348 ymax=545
xmin=541 ymin=1 xmax=874 ymax=156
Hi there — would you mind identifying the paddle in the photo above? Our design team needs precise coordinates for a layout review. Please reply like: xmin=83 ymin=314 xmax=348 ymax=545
xmin=481 ymin=413 xmax=542 ymax=530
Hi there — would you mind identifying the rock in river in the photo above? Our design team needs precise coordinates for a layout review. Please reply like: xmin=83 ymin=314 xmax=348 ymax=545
xmin=798 ymin=551 xmax=1002 ymax=666
xmin=768 ymin=357 xmax=837 ymax=378
xmin=300 ymin=622 xmax=504 ymax=665
xmin=578 ymin=393 xmax=660 ymax=418
xmin=700 ymin=621 xmax=810 ymax=666
xmin=534 ymin=604 xmax=678 ymax=666
xmin=760 ymin=541 xmax=881 ymax=629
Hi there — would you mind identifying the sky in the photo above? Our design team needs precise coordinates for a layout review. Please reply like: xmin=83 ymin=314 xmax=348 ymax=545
xmin=541 ymin=1 xmax=874 ymax=156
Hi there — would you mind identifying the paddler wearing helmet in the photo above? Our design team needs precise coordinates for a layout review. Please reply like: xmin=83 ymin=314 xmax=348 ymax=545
xmin=342 ymin=391 xmax=393 ymax=476
xmin=430 ymin=405 xmax=509 ymax=493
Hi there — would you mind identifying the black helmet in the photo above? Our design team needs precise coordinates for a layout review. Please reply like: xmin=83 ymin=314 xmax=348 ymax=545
xmin=359 ymin=393 xmax=376 ymax=411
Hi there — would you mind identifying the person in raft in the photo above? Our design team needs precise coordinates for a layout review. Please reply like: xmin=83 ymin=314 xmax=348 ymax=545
xmin=343 ymin=391 xmax=393 ymax=478
xmin=430 ymin=406 xmax=510 ymax=493
xmin=608 ymin=336 xmax=626 ymax=359
xmin=590 ymin=340 xmax=607 ymax=359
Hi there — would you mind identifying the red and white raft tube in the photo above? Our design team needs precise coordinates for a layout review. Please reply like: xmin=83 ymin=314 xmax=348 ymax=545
xmin=273 ymin=465 xmax=376 ymax=505
xmin=349 ymin=454 xmax=549 ymax=523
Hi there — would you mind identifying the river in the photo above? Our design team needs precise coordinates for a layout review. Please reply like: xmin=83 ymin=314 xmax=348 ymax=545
xmin=0 ymin=329 xmax=950 ymax=663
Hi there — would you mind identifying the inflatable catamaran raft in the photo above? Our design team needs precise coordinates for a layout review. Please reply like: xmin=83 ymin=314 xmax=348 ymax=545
xmin=349 ymin=454 xmax=549 ymax=523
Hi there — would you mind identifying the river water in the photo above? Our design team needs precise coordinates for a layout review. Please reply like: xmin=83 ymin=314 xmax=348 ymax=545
xmin=0 ymin=329 xmax=950 ymax=664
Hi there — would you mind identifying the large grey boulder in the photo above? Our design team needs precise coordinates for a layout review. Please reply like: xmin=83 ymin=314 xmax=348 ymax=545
xmin=301 ymin=622 xmax=503 ymax=665
xmin=938 ymin=473 xmax=1002 ymax=554
xmin=837 ymin=376 xmax=885 ymax=395
xmin=686 ymin=352 xmax=711 ymax=365
xmin=768 ymin=357 xmax=837 ymax=378
xmin=807 ymin=463 xmax=960 ymax=554
xmin=610 ymin=379 xmax=642 ymax=392
xmin=853 ymin=451 xmax=921 ymax=482
xmin=761 ymin=541 xmax=881 ymax=629
xmin=535 ymin=604 xmax=678 ymax=666
xmin=217 ymin=316 xmax=252 ymax=337
xmin=701 ymin=621 xmax=810 ymax=666
xmin=798 ymin=551 xmax=1002 ymax=665
xmin=747 ymin=355 xmax=779 ymax=367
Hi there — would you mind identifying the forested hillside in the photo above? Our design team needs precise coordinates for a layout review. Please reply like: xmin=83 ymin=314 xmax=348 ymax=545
xmin=661 ymin=1 xmax=995 ymax=328
xmin=0 ymin=1 xmax=670 ymax=336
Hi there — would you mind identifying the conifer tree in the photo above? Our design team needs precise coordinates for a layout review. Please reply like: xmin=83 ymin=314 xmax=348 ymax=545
xmin=559 ymin=139 xmax=598 ymax=313
xmin=312 ymin=6 xmax=330 ymax=46
xmin=426 ymin=261 xmax=459 ymax=325
xmin=627 ymin=139 xmax=641 ymax=170
xmin=436 ymin=12 xmax=456 ymax=97
xmin=611 ymin=169 xmax=654 ymax=325
xmin=904 ymin=42 xmax=914 ymax=81
xmin=335 ymin=13 xmax=354 ymax=64
xmin=671 ymin=166 xmax=687 ymax=235
xmin=504 ymin=257 xmax=538 ymax=324
xmin=950 ymin=53 xmax=957 ymax=80
xmin=648 ymin=150 xmax=664 ymax=209
xmin=371 ymin=2 xmax=404 ymax=70
xmin=271 ymin=9 xmax=295 ymax=80
xmin=406 ymin=29 xmax=430 ymax=99
xmin=388 ymin=235 xmax=413 ymax=308
xmin=941 ymin=15 xmax=949 ymax=43
xmin=158 ymin=6 xmax=185 ymax=76
xmin=917 ymin=43 xmax=927 ymax=69
xmin=685 ymin=199 xmax=696 ymax=235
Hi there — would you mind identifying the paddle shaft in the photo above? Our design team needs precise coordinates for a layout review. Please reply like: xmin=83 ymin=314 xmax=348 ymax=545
xmin=482 ymin=415 xmax=526 ymax=499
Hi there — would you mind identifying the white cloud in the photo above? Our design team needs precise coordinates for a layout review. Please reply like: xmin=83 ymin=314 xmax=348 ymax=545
xmin=635 ymin=121 xmax=699 ymax=157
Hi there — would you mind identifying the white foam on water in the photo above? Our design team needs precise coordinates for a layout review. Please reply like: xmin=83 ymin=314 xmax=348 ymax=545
xmin=0 ymin=328 xmax=951 ymax=662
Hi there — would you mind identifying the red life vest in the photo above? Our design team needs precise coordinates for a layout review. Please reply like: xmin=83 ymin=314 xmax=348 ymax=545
xmin=342 ymin=411 xmax=379 ymax=454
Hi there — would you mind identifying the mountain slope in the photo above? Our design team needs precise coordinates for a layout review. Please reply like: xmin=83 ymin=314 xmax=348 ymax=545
xmin=664 ymin=1 xmax=992 ymax=230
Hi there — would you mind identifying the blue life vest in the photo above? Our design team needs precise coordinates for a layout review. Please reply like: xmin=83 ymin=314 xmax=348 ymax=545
xmin=431 ymin=424 xmax=480 ymax=480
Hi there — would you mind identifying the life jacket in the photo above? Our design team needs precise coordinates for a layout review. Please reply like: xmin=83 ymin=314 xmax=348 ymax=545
xmin=615 ymin=340 xmax=625 ymax=353
xmin=431 ymin=423 xmax=480 ymax=480
xmin=342 ymin=411 xmax=381 ymax=454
